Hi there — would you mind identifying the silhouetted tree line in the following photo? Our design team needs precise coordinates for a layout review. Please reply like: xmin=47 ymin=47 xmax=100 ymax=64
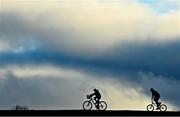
xmin=11 ymin=105 xmax=29 ymax=110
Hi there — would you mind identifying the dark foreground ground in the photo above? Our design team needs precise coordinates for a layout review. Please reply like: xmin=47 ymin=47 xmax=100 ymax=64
xmin=0 ymin=110 xmax=179 ymax=116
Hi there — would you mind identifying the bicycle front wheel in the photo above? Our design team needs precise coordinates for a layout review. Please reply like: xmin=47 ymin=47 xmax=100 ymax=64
xmin=147 ymin=104 xmax=154 ymax=111
xmin=160 ymin=104 xmax=167 ymax=111
xmin=99 ymin=101 xmax=107 ymax=110
xmin=83 ymin=101 xmax=92 ymax=110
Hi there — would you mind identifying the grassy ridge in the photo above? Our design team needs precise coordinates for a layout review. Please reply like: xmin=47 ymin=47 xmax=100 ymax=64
xmin=0 ymin=110 xmax=179 ymax=116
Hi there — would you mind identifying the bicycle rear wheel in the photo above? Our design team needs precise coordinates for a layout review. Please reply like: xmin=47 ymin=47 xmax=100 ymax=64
xmin=83 ymin=101 xmax=92 ymax=110
xmin=147 ymin=104 xmax=154 ymax=111
xmin=99 ymin=101 xmax=107 ymax=110
xmin=160 ymin=104 xmax=167 ymax=111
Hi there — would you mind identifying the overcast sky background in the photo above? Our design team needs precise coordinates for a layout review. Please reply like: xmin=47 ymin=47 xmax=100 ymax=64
xmin=0 ymin=0 xmax=180 ymax=110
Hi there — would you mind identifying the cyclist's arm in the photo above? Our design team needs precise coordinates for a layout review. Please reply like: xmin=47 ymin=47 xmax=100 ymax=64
xmin=89 ymin=93 xmax=95 ymax=97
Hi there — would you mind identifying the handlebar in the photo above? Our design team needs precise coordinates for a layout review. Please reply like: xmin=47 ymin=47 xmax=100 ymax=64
xmin=86 ymin=95 xmax=95 ymax=100
xmin=87 ymin=95 xmax=91 ymax=99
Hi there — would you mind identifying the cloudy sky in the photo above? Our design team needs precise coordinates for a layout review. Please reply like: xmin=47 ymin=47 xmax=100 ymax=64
xmin=0 ymin=0 xmax=179 ymax=110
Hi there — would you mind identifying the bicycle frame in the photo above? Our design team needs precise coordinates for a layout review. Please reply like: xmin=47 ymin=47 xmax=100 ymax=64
xmin=151 ymin=100 xmax=158 ymax=107
xmin=84 ymin=95 xmax=107 ymax=110
xmin=151 ymin=99 xmax=162 ymax=107
xmin=88 ymin=96 xmax=98 ymax=107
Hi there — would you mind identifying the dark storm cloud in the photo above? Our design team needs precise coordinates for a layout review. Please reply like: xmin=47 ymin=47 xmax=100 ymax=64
xmin=0 ymin=40 xmax=179 ymax=80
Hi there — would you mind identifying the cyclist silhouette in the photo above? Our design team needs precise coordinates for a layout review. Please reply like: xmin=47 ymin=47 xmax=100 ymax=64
xmin=150 ymin=88 xmax=161 ymax=110
xmin=88 ymin=89 xmax=101 ymax=109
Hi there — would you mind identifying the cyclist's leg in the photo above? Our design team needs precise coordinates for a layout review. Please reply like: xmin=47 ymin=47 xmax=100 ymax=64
xmin=97 ymin=98 xmax=100 ymax=104
xmin=94 ymin=97 xmax=97 ymax=104
xmin=157 ymin=96 xmax=161 ymax=107
xmin=154 ymin=97 xmax=160 ymax=109
xmin=94 ymin=97 xmax=99 ymax=109
xmin=97 ymin=98 xmax=100 ymax=108
xmin=154 ymin=97 xmax=158 ymax=105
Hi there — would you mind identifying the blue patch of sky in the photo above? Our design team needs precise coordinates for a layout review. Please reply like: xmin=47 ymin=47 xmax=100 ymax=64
xmin=139 ymin=0 xmax=179 ymax=14
xmin=97 ymin=0 xmax=179 ymax=14
xmin=139 ymin=0 xmax=157 ymax=4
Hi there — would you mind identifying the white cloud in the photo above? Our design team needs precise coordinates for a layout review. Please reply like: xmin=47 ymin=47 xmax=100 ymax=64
xmin=0 ymin=0 xmax=179 ymax=56
xmin=9 ymin=65 xmax=86 ymax=80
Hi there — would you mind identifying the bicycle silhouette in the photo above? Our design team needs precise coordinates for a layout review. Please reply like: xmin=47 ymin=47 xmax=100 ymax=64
xmin=147 ymin=99 xmax=167 ymax=111
xmin=83 ymin=95 xmax=107 ymax=110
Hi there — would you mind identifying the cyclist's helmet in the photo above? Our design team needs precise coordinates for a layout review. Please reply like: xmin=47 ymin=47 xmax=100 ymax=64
xmin=94 ymin=89 xmax=97 ymax=92
xmin=150 ymin=88 xmax=154 ymax=92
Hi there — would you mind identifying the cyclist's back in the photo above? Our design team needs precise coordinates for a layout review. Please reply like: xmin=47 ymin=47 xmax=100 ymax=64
xmin=152 ymin=89 xmax=160 ymax=98
xmin=94 ymin=89 xmax=101 ymax=99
